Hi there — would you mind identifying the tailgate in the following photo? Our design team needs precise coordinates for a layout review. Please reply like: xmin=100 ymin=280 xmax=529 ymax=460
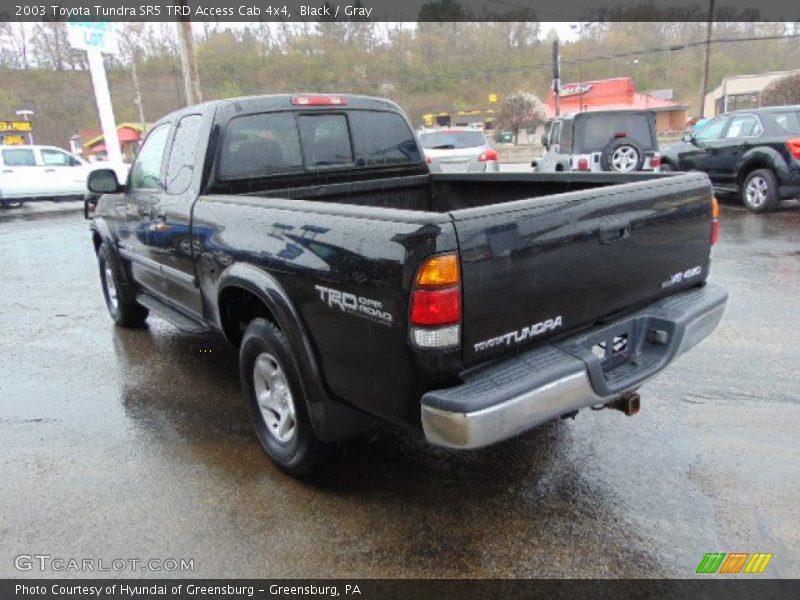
xmin=451 ymin=173 xmax=714 ymax=366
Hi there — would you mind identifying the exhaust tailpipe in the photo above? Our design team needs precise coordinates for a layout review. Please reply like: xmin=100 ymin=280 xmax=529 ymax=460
xmin=605 ymin=392 xmax=640 ymax=416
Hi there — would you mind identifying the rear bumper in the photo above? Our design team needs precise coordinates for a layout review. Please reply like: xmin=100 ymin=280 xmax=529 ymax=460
xmin=421 ymin=283 xmax=728 ymax=449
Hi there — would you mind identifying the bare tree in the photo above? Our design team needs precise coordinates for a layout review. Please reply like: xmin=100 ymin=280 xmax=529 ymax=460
xmin=496 ymin=91 xmax=548 ymax=144
xmin=0 ymin=23 xmax=29 ymax=69
xmin=761 ymin=71 xmax=800 ymax=107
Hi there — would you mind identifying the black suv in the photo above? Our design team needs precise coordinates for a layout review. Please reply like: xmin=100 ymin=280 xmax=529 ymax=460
xmin=661 ymin=105 xmax=800 ymax=212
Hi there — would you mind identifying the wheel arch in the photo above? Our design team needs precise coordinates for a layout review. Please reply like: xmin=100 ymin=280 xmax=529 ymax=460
xmin=216 ymin=263 xmax=372 ymax=442
xmin=737 ymin=147 xmax=787 ymax=186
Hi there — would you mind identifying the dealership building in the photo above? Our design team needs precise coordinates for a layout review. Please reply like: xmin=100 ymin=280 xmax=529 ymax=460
xmin=703 ymin=70 xmax=799 ymax=117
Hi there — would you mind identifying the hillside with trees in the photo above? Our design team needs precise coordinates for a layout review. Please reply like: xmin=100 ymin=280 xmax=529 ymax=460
xmin=0 ymin=21 xmax=797 ymax=147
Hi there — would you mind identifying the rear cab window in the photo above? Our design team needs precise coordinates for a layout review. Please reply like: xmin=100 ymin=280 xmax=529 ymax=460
xmin=218 ymin=109 xmax=421 ymax=181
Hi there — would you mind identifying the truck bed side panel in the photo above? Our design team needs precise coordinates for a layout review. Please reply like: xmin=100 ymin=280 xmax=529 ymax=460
xmin=192 ymin=195 xmax=457 ymax=428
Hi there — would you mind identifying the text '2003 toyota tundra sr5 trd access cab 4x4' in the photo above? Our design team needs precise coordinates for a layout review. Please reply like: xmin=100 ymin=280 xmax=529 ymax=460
xmin=86 ymin=94 xmax=727 ymax=475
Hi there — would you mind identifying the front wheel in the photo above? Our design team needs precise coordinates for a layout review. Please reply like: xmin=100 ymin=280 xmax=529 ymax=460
xmin=741 ymin=169 xmax=780 ymax=213
xmin=98 ymin=242 xmax=149 ymax=327
xmin=240 ymin=318 xmax=324 ymax=476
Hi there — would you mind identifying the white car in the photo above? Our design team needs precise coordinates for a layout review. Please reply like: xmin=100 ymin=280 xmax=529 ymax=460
xmin=0 ymin=145 xmax=129 ymax=208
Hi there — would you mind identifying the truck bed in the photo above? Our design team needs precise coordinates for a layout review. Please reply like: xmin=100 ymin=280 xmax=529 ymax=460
xmin=194 ymin=171 xmax=713 ymax=427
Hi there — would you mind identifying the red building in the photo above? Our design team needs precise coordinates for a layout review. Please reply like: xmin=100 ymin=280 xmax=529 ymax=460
xmin=80 ymin=123 xmax=149 ymax=162
xmin=546 ymin=77 xmax=688 ymax=133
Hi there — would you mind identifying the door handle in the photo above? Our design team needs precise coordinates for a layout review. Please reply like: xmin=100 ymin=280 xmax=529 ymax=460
xmin=45 ymin=168 xmax=56 ymax=172
xmin=3 ymin=169 xmax=13 ymax=173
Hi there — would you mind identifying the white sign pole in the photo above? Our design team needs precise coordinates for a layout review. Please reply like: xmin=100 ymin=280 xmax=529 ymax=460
xmin=67 ymin=23 xmax=122 ymax=164
xmin=86 ymin=49 xmax=123 ymax=164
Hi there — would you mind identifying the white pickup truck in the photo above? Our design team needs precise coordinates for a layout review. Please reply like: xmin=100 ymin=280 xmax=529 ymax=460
xmin=0 ymin=145 xmax=129 ymax=208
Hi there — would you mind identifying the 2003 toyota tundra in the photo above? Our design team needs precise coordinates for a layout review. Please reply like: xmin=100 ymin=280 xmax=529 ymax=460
xmin=86 ymin=94 xmax=727 ymax=475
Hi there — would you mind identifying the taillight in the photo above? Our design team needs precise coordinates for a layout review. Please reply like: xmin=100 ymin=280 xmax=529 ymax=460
xmin=650 ymin=153 xmax=661 ymax=169
xmin=577 ymin=158 xmax=590 ymax=171
xmin=411 ymin=288 xmax=461 ymax=325
xmin=478 ymin=148 xmax=499 ymax=162
xmin=711 ymin=197 xmax=720 ymax=245
xmin=290 ymin=95 xmax=348 ymax=106
xmin=787 ymin=138 xmax=800 ymax=159
xmin=426 ymin=156 xmax=433 ymax=165
xmin=409 ymin=253 xmax=461 ymax=348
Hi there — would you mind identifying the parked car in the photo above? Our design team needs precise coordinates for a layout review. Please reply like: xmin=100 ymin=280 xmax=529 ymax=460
xmin=661 ymin=105 xmax=800 ymax=212
xmin=418 ymin=128 xmax=499 ymax=173
xmin=86 ymin=94 xmax=726 ymax=476
xmin=533 ymin=110 xmax=662 ymax=173
xmin=0 ymin=145 xmax=128 ymax=208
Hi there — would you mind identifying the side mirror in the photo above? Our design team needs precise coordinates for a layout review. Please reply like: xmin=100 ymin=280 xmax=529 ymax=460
xmin=540 ymin=134 xmax=549 ymax=149
xmin=87 ymin=168 xmax=122 ymax=194
xmin=682 ymin=133 xmax=695 ymax=144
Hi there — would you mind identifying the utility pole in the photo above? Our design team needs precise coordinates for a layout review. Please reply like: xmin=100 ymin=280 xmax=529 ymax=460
xmin=130 ymin=52 xmax=146 ymax=133
xmin=552 ymin=39 xmax=561 ymax=116
xmin=176 ymin=3 xmax=202 ymax=106
xmin=699 ymin=0 xmax=715 ymax=117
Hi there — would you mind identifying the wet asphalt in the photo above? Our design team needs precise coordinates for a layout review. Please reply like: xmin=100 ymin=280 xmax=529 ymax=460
xmin=1 ymin=198 xmax=798 ymax=579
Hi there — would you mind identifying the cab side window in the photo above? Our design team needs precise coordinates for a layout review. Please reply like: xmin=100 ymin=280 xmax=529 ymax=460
xmin=130 ymin=125 xmax=171 ymax=190
xmin=550 ymin=122 xmax=562 ymax=147
xmin=165 ymin=115 xmax=204 ymax=194
xmin=41 ymin=149 xmax=79 ymax=166
xmin=2 ymin=148 xmax=36 ymax=166
xmin=694 ymin=118 xmax=728 ymax=142
xmin=723 ymin=115 xmax=762 ymax=139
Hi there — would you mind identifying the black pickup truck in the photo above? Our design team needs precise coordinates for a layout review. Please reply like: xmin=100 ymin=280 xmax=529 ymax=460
xmin=87 ymin=94 xmax=727 ymax=475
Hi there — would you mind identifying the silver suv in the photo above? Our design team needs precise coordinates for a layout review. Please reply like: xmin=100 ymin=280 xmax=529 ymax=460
xmin=418 ymin=128 xmax=499 ymax=173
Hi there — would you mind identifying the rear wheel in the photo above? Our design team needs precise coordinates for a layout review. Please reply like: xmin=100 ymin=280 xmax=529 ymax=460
xmin=741 ymin=169 xmax=780 ymax=213
xmin=98 ymin=242 xmax=149 ymax=327
xmin=240 ymin=318 xmax=324 ymax=476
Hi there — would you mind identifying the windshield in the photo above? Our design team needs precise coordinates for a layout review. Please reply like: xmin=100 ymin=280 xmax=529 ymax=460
xmin=575 ymin=113 xmax=656 ymax=152
xmin=770 ymin=111 xmax=800 ymax=135
xmin=418 ymin=130 xmax=487 ymax=149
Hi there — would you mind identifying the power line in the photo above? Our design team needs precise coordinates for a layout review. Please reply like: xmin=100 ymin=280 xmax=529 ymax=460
xmin=321 ymin=32 xmax=800 ymax=90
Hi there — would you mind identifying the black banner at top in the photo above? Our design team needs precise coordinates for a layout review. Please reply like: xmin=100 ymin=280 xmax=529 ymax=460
xmin=0 ymin=0 xmax=799 ymax=22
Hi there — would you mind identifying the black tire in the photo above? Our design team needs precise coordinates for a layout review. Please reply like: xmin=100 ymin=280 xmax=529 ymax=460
xmin=240 ymin=318 xmax=324 ymax=476
xmin=600 ymin=139 xmax=645 ymax=172
xmin=98 ymin=242 xmax=149 ymax=327
xmin=741 ymin=169 xmax=780 ymax=213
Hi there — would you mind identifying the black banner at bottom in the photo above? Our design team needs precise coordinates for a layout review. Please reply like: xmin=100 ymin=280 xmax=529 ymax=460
xmin=3 ymin=579 xmax=800 ymax=600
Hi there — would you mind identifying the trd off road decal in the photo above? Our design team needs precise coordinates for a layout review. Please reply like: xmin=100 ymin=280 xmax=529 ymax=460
xmin=474 ymin=316 xmax=563 ymax=352
xmin=315 ymin=285 xmax=393 ymax=326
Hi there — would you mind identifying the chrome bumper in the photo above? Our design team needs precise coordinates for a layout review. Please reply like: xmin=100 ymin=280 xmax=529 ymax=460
xmin=421 ymin=283 xmax=728 ymax=449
